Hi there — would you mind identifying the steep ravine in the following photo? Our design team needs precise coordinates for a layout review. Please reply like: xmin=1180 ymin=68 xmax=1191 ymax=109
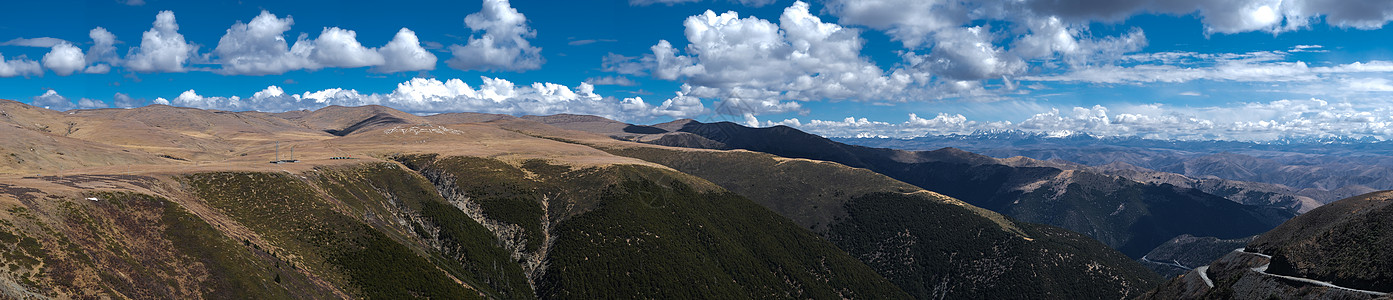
xmin=417 ymin=166 xmax=556 ymax=290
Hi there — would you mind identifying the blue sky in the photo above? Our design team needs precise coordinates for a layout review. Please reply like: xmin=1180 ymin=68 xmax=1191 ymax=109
xmin=3 ymin=0 xmax=1393 ymax=141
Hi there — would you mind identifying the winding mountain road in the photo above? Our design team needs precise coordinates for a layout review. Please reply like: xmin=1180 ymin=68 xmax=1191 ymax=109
xmin=1195 ymin=266 xmax=1214 ymax=288
xmin=1226 ymin=248 xmax=1388 ymax=297
xmin=1141 ymin=255 xmax=1192 ymax=271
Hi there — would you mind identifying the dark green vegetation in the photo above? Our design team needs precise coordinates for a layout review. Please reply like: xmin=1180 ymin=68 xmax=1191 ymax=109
xmin=1145 ymin=191 xmax=1393 ymax=299
xmin=543 ymin=178 xmax=905 ymax=299
xmin=603 ymin=145 xmax=1161 ymax=299
xmin=394 ymin=154 xmax=910 ymax=299
xmin=184 ymin=172 xmax=480 ymax=299
xmin=831 ymin=192 xmax=1161 ymax=299
xmin=647 ymin=120 xmax=1292 ymax=258
xmin=155 ymin=191 xmax=321 ymax=299
xmin=1 ymin=190 xmax=331 ymax=299
xmin=4 ymin=152 xmax=920 ymax=299
xmin=313 ymin=163 xmax=534 ymax=299
xmin=1140 ymin=234 xmax=1255 ymax=278
xmin=1248 ymin=191 xmax=1393 ymax=292
xmin=395 ymin=154 xmax=553 ymax=253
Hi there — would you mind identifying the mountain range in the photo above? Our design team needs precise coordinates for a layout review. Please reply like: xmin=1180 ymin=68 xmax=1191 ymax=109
xmin=840 ymin=132 xmax=1393 ymax=204
xmin=0 ymin=102 xmax=1164 ymax=299
xmin=554 ymin=119 xmax=1296 ymax=260
xmin=2 ymin=101 xmax=1389 ymax=299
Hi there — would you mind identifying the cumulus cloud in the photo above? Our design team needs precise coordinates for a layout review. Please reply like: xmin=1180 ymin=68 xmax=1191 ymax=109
xmin=824 ymin=0 xmax=1151 ymax=80
xmin=447 ymin=0 xmax=544 ymax=71
xmin=917 ymin=26 xmax=1024 ymax=80
xmin=823 ymin=0 xmax=971 ymax=48
xmin=30 ymin=90 xmax=73 ymax=110
xmin=153 ymin=77 xmax=704 ymax=122
xmin=213 ymin=11 xmax=308 ymax=75
xmin=615 ymin=91 xmax=711 ymax=119
xmin=212 ymin=11 xmax=436 ymax=75
xmin=0 ymin=53 xmax=43 ymax=77
xmin=374 ymin=28 xmax=438 ymax=73
xmin=42 ymin=43 xmax=86 ymax=76
xmin=125 ymin=11 xmax=198 ymax=73
xmin=651 ymin=92 xmax=709 ymax=118
xmin=84 ymin=27 xmax=120 ymax=74
xmin=303 ymin=27 xmax=385 ymax=68
xmin=610 ymin=1 xmax=917 ymax=109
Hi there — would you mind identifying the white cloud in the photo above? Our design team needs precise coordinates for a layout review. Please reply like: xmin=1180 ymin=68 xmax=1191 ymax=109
xmin=374 ymin=28 xmax=438 ymax=73
xmin=84 ymin=27 xmax=119 ymax=74
xmin=1 ymin=37 xmax=71 ymax=48
xmin=155 ymin=77 xmax=706 ymax=122
xmin=774 ymin=98 xmax=1393 ymax=141
xmin=615 ymin=91 xmax=711 ymax=119
xmin=1345 ymin=78 xmax=1393 ymax=92
xmin=125 ymin=11 xmax=197 ymax=73
xmin=303 ymin=27 xmax=385 ymax=68
xmin=30 ymin=90 xmax=73 ymax=110
xmin=798 ymin=0 xmax=1393 ymax=102
xmin=916 ymin=26 xmax=1024 ymax=80
xmin=169 ymin=89 xmax=236 ymax=110
xmin=612 ymin=1 xmax=916 ymax=107
xmin=77 ymin=98 xmax=109 ymax=109
xmin=1026 ymin=0 xmax=1393 ymax=33
xmin=212 ymin=11 xmax=435 ymax=75
xmin=767 ymin=113 xmax=1009 ymax=138
xmin=0 ymin=53 xmax=42 ymax=77
xmin=711 ymin=93 xmax=805 ymax=116
xmin=447 ymin=0 xmax=544 ymax=72
xmin=213 ymin=11 xmax=309 ymax=75
xmin=42 ymin=43 xmax=86 ymax=76
xmin=585 ymin=76 xmax=638 ymax=86
xmin=1021 ymin=51 xmax=1393 ymax=85
xmin=823 ymin=0 xmax=970 ymax=48
xmin=652 ymin=92 xmax=708 ymax=118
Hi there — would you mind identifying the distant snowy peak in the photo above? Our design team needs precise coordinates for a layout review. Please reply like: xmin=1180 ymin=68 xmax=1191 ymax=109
xmin=899 ymin=130 xmax=1385 ymax=146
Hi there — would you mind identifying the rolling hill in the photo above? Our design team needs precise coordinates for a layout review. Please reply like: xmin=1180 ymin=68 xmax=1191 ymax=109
xmin=0 ymin=102 xmax=1166 ymax=298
